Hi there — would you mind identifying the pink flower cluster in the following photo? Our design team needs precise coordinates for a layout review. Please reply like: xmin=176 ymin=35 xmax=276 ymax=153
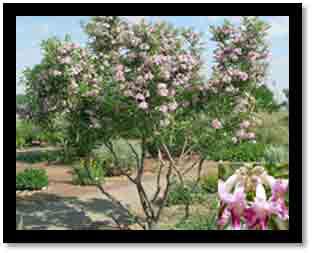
xmin=55 ymin=42 xmax=101 ymax=98
xmin=234 ymin=120 xmax=256 ymax=142
xmin=211 ymin=118 xmax=222 ymax=129
xmin=218 ymin=166 xmax=288 ymax=230
xmin=208 ymin=17 xmax=270 ymax=91
xmin=95 ymin=18 xmax=205 ymax=127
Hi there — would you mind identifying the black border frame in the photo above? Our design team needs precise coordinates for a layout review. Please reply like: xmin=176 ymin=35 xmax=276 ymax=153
xmin=4 ymin=3 xmax=302 ymax=243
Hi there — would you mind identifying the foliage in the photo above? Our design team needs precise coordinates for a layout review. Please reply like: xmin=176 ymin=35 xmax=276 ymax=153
xmin=200 ymin=174 xmax=218 ymax=193
xmin=206 ymin=142 xmax=266 ymax=162
xmin=92 ymin=139 xmax=140 ymax=176
xmin=175 ymin=198 xmax=219 ymax=230
xmin=253 ymin=85 xmax=281 ymax=112
xmin=167 ymin=179 xmax=207 ymax=206
xmin=16 ymin=119 xmax=60 ymax=149
xmin=265 ymin=162 xmax=289 ymax=179
xmin=255 ymin=112 xmax=289 ymax=145
xmin=71 ymin=158 xmax=106 ymax=185
xmin=16 ymin=94 xmax=29 ymax=107
xmin=175 ymin=213 xmax=218 ymax=230
xmin=16 ymin=168 xmax=49 ymax=191
xmin=263 ymin=145 xmax=289 ymax=164
xmin=16 ymin=150 xmax=63 ymax=164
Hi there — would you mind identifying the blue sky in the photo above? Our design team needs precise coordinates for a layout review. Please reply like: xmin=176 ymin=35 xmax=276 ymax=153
xmin=16 ymin=16 xmax=289 ymax=101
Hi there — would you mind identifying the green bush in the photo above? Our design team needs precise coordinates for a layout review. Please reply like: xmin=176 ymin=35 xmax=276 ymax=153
xmin=263 ymin=145 xmax=289 ymax=164
xmin=16 ymin=150 xmax=63 ymax=164
xmin=16 ymin=168 xmax=48 ymax=191
xmin=207 ymin=142 xmax=266 ymax=162
xmin=255 ymin=126 xmax=289 ymax=145
xmin=265 ymin=162 xmax=289 ymax=179
xmin=167 ymin=180 xmax=207 ymax=206
xmin=200 ymin=175 xmax=218 ymax=193
xmin=92 ymin=139 xmax=140 ymax=176
xmin=71 ymin=158 xmax=106 ymax=186
xmin=16 ymin=120 xmax=56 ymax=148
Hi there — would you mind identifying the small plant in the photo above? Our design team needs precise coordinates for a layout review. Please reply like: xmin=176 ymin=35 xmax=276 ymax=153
xmin=16 ymin=168 xmax=48 ymax=191
xmin=200 ymin=175 xmax=218 ymax=193
xmin=167 ymin=180 xmax=207 ymax=206
xmin=71 ymin=158 xmax=106 ymax=186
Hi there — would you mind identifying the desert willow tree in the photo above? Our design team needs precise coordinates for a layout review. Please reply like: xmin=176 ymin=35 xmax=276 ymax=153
xmin=83 ymin=16 xmax=207 ymax=229
xmin=193 ymin=16 xmax=272 ymax=158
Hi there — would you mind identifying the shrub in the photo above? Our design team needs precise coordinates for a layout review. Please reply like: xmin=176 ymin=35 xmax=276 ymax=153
xmin=92 ymin=139 xmax=140 ymax=176
xmin=16 ymin=119 xmax=55 ymax=148
xmin=265 ymin=162 xmax=289 ymax=179
xmin=71 ymin=158 xmax=106 ymax=186
xmin=16 ymin=168 xmax=48 ymax=191
xmin=16 ymin=150 xmax=63 ymax=164
xmin=200 ymin=175 xmax=218 ymax=193
xmin=263 ymin=145 xmax=289 ymax=164
xmin=207 ymin=142 xmax=266 ymax=162
xmin=167 ymin=180 xmax=207 ymax=206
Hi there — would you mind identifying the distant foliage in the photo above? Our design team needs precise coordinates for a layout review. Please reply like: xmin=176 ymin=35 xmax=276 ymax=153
xmin=16 ymin=168 xmax=48 ymax=191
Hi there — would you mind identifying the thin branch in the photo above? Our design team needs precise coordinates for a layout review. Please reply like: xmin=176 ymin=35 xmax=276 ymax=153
xmin=151 ymin=149 xmax=165 ymax=203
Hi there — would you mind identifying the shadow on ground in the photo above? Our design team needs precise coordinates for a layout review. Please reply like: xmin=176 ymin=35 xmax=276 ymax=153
xmin=16 ymin=193 xmax=134 ymax=230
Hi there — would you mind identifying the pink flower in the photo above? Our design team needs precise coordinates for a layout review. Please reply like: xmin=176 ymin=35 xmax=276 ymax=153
xmin=234 ymin=48 xmax=242 ymax=55
xmin=236 ymin=129 xmax=246 ymax=139
xmin=260 ymin=173 xmax=289 ymax=220
xmin=239 ymin=72 xmax=249 ymax=81
xmin=168 ymin=101 xmax=178 ymax=112
xmin=62 ymin=57 xmax=71 ymax=64
xmin=244 ymin=182 xmax=274 ymax=230
xmin=240 ymin=120 xmax=250 ymax=129
xmin=52 ymin=70 xmax=62 ymax=76
xmin=222 ymin=75 xmax=232 ymax=83
xmin=246 ymin=132 xmax=256 ymax=140
xmin=212 ymin=119 xmax=222 ymax=129
xmin=232 ymin=137 xmax=238 ymax=144
xmin=159 ymin=105 xmax=168 ymax=113
xmin=158 ymin=88 xmax=169 ymax=97
xmin=157 ymin=83 xmax=167 ymax=90
xmin=248 ymin=51 xmax=260 ymax=61
xmin=135 ymin=93 xmax=145 ymax=101
xmin=116 ymin=70 xmax=125 ymax=82
xmin=218 ymin=177 xmax=246 ymax=230
xmin=169 ymin=89 xmax=176 ymax=97
xmin=138 ymin=101 xmax=149 ymax=110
